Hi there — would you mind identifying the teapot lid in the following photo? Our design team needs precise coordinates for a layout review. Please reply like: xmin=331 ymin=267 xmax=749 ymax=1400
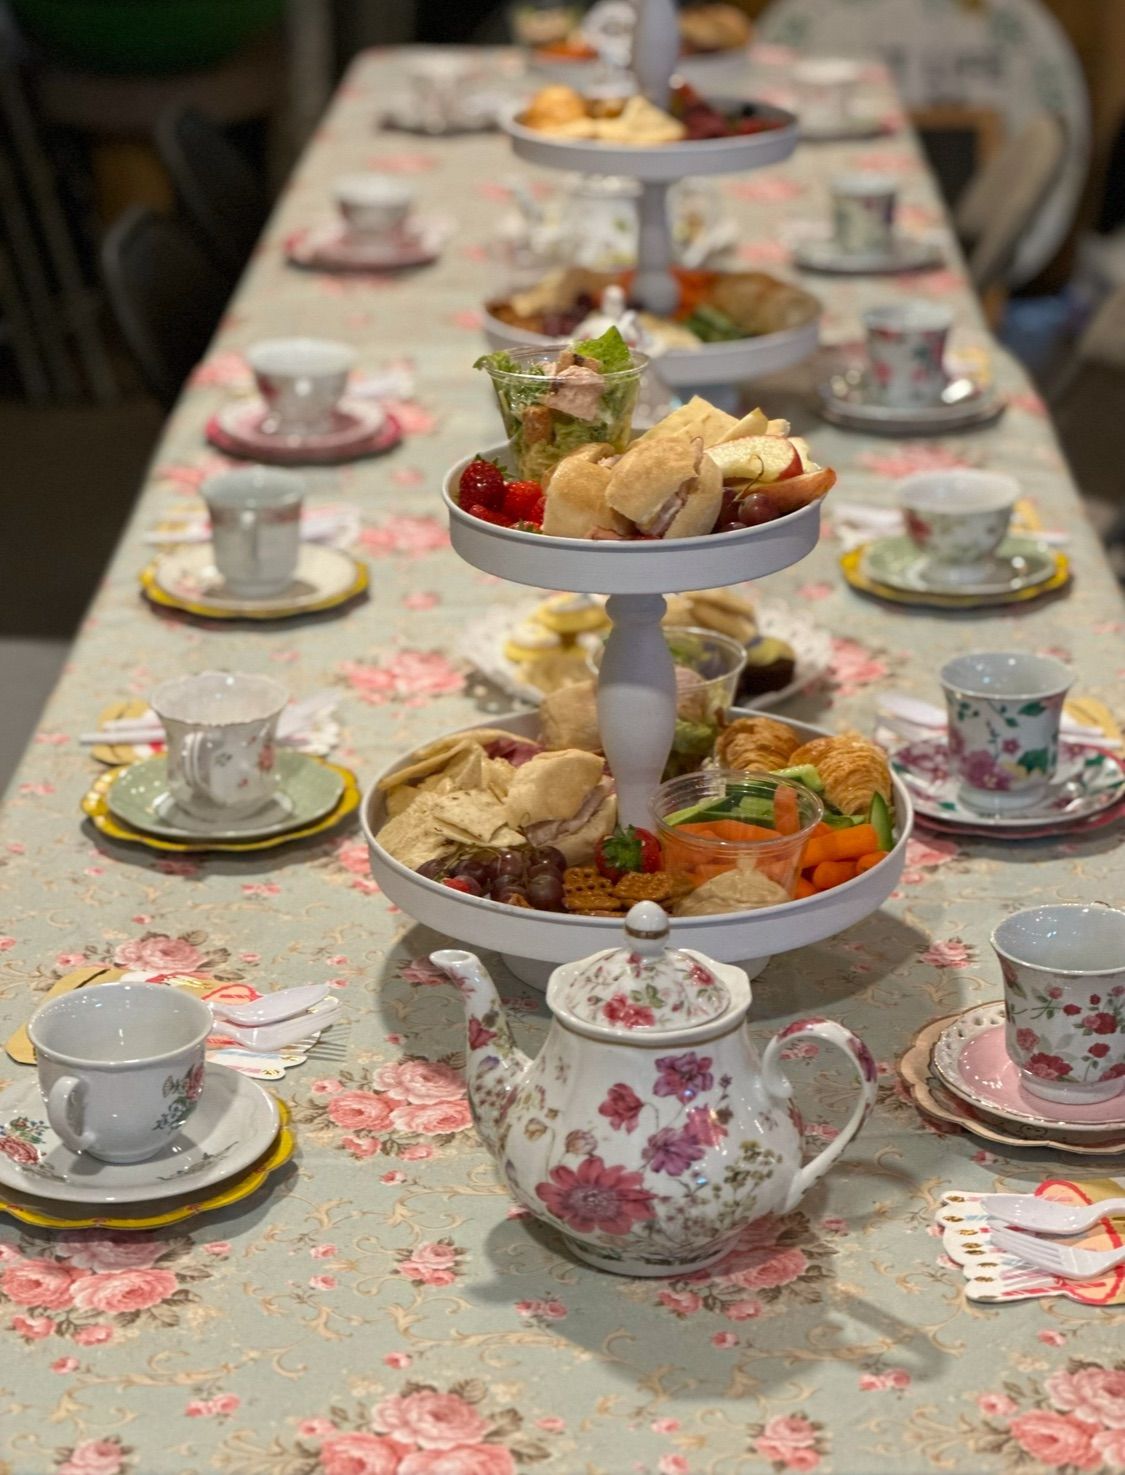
xmin=549 ymin=902 xmax=737 ymax=1033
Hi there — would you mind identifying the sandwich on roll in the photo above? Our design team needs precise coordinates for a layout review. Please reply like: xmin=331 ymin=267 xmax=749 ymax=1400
xmin=604 ymin=434 xmax=722 ymax=539
xmin=503 ymin=748 xmax=616 ymax=865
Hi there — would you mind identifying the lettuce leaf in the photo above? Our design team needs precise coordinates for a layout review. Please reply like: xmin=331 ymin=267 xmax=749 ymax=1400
xmin=573 ymin=324 xmax=632 ymax=374
xmin=473 ymin=350 xmax=545 ymax=376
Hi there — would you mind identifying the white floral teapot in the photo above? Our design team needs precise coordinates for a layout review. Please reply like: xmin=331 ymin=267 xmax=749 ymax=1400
xmin=432 ymin=903 xmax=878 ymax=1276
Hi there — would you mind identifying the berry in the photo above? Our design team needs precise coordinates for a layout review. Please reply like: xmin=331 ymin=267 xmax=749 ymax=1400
xmin=502 ymin=479 xmax=546 ymax=524
xmin=467 ymin=502 xmax=514 ymax=528
xmin=458 ymin=458 xmax=505 ymax=510
xmin=442 ymin=875 xmax=482 ymax=896
xmin=594 ymin=825 xmax=663 ymax=881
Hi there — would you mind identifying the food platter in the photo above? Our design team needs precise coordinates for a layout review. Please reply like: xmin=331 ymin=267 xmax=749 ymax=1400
xmin=443 ymin=443 xmax=821 ymax=593
xmin=503 ymin=101 xmax=798 ymax=181
xmin=361 ymin=707 xmax=914 ymax=989
xmin=481 ymin=306 xmax=821 ymax=393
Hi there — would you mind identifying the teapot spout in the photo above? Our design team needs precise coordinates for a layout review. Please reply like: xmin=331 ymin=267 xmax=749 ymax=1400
xmin=430 ymin=949 xmax=530 ymax=1151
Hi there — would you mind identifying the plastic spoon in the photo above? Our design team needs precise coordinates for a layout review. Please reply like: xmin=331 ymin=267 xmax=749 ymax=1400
xmin=208 ymin=983 xmax=331 ymax=1027
xmin=981 ymin=1193 xmax=1125 ymax=1236
xmin=208 ymin=1000 xmax=339 ymax=1053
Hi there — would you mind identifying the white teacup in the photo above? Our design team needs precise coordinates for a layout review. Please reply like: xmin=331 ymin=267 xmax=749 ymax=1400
xmin=334 ymin=173 xmax=414 ymax=240
xmin=28 ymin=984 xmax=212 ymax=1164
xmin=831 ymin=172 xmax=897 ymax=256
xmin=898 ymin=469 xmax=1019 ymax=578
xmin=864 ymin=301 xmax=952 ymax=407
xmin=246 ymin=337 xmax=355 ymax=436
xmin=202 ymin=467 xmax=303 ymax=598
xmin=150 ymin=671 xmax=288 ymax=821
xmin=994 ymin=904 xmax=1125 ymax=1106
xmin=940 ymin=650 xmax=1073 ymax=813
xmin=794 ymin=58 xmax=860 ymax=133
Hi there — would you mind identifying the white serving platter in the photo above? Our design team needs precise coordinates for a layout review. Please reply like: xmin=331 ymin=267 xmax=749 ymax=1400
xmin=503 ymin=101 xmax=798 ymax=181
xmin=481 ymin=307 xmax=820 ymax=391
xmin=443 ymin=443 xmax=822 ymax=594
xmin=361 ymin=707 xmax=913 ymax=989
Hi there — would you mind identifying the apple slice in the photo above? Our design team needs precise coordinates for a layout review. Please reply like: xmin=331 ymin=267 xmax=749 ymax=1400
xmin=788 ymin=435 xmax=812 ymax=470
xmin=759 ymin=465 xmax=836 ymax=514
xmin=707 ymin=435 xmax=803 ymax=483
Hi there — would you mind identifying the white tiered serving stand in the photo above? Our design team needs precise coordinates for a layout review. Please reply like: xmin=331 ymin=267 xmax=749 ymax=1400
xmin=361 ymin=2 xmax=912 ymax=989
xmin=501 ymin=0 xmax=818 ymax=410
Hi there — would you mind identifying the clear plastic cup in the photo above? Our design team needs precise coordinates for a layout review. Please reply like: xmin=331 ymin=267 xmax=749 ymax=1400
xmin=653 ymin=769 xmax=823 ymax=912
xmin=479 ymin=342 xmax=648 ymax=484
xmin=588 ymin=625 xmax=747 ymax=777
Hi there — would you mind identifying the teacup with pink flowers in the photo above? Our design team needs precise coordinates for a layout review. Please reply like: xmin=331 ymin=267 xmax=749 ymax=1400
xmin=993 ymin=903 xmax=1125 ymax=1108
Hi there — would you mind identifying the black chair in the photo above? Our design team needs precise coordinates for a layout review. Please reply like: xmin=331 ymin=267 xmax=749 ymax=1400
xmin=101 ymin=205 xmax=229 ymax=409
xmin=154 ymin=106 xmax=268 ymax=281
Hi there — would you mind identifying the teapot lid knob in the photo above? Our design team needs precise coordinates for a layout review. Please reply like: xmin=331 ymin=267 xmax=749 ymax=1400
xmin=624 ymin=901 xmax=669 ymax=959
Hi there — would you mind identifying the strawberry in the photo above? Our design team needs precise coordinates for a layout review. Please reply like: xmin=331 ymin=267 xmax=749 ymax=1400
xmin=442 ymin=875 xmax=482 ymax=896
xmin=594 ymin=825 xmax=663 ymax=881
xmin=458 ymin=458 xmax=506 ymax=511
xmin=467 ymin=502 xmax=515 ymax=528
xmin=502 ymin=479 xmax=546 ymax=524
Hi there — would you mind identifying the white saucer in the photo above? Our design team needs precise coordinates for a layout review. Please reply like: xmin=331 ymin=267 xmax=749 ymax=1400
xmin=892 ymin=737 xmax=1125 ymax=830
xmin=0 ymin=1065 xmax=280 ymax=1205
xmin=287 ymin=218 xmax=447 ymax=271
xmin=931 ymin=1004 xmax=1125 ymax=1137
xmin=817 ymin=377 xmax=1006 ymax=435
xmin=860 ymin=535 xmax=1055 ymax=597
xmin=799 ymin=117 xmax=888 ymax=143
xmin=794 ymin=236 xmax=944 ymax=275
xmin=152 ymin=543 xmax=363 ymax=617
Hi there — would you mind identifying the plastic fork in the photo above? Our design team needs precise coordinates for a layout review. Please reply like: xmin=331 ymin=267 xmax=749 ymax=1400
xmin=980 ymin=1193 xmax=1125 ymax=1236
xmin=988 ymin=1223 xmax=1125 ymax=1281
xmin=207 ymin=1000 xmax=339 ymax=1054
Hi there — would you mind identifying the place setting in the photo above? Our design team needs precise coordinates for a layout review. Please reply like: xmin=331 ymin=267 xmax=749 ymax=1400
xmin=141 ymin=467 xmax=369 ymax=621
xmin=900 ymin=901 xmax=1125 ymax=1159
xmin=0 ymin=982 xmax=299 ymax=1231
xmin=205 ymin=337 xmax=402 ymax=464
xmin=81 ymin=670 xmax=360 ymax=854
xmin=285 ymin=171 xmax=452 ymax=273
xmin=791 ymin=170 xmax=945 ymax=275
xmin=816 ymin=297 xmax=1006 ymax=436
xmin=886 ymin=649 xmax=1124 ymax=840
xmin=839 ymin=468 xmax=1069 ymax=610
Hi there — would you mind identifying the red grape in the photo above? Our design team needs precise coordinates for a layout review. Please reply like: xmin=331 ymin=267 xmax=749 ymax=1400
xmin=527 ymin=873 xmax=565 ymax=910
xmin=737 ymin=491 xmax=781 ymax=527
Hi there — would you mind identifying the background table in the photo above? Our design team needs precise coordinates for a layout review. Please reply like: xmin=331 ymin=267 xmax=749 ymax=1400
xmin=0 ymin=47 xmax=1123 ymax=1475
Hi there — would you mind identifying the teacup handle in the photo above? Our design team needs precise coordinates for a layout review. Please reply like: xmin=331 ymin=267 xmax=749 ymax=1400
xmin=45 ymin=1076 xmax=98 ymax=1154
xmin=761 ymin=1017 xmax=879 ymax=1214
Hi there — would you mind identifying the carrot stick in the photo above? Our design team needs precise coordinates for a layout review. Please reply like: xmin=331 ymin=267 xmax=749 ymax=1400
xmin=855 ymin=850 xmax=890 ymax=874
xmin=794 ymin=877 xmax=816 ymax=899
xmin=773 ymin=784 xmax=800 ymax=836
xmin=811 ymin=859 xmax=857 ymax=891
xmin=802 ymin=823 xmax=880 ymax=869
xmin=677 ymin=819 xmax=779 ymax=844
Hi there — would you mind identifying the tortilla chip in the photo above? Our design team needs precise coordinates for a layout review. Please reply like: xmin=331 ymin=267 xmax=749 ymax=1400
xmin=431 ymin=791 xmax=523 ymax=847
xmin=377 ymin=793 xmax=455 ymax=871
xmin=377 ymin=729 xmax=517 ymax=791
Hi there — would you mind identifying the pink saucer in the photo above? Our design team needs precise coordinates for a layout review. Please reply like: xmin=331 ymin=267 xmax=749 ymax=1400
xmin=915 ymin=799 xmax=1125 ymax=842
xmin=285 ymin=221 xmax=442 ymax=273
xmin=206 ymin=399 xmax=402 ymax=465
xmin=948 ymin=1021 xmax=1125 ymax=1130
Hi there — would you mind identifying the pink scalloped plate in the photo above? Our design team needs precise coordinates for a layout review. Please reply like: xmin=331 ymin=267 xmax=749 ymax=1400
xmin=914 ymin=798 xmax=1125 ymax=842
xmin=206 ymin=400 xmax=402 ymax=465
xmin=285 ymin=222 xmax=442 ymax=272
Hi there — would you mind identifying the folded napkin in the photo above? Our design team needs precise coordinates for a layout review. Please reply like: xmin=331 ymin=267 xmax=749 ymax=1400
xmin=145 ymin=502 xmax=362 ymax=549
xmin=80 ymin=690 xmax=340 ymax=756
xmin=937 ymin=1184 xmax=1125 ymax=1305
xmin=875 ymin=692 xmax=1122 ymax=751
xmin=829 ymin=500 xmax=1069 ymax=554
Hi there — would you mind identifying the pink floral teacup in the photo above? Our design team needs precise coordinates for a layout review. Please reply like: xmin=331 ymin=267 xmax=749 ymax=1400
xmin=831 ymin=172 xmax=897 ymax=255
xmin=864 ymin=300 xmax=952 ymax=407
xmin=994 ymin=904 xmax=1125 ymax=1106
xmin=940 ymin=651 xmax=1073 ymax=813
xmin=898 ymin=469 xmax=1019 ymax=582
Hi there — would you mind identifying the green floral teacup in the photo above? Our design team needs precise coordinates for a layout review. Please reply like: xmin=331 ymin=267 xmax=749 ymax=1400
xmin=940 ymin=650 xmax=1073 ymax=813
xmin=28 ymin=983 xmax=211 ymax=1164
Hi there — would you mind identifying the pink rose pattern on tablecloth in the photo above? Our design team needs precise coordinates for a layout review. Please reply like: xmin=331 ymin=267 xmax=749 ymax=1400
xmin=0 ymin=42 xmax=1121 ymax=1475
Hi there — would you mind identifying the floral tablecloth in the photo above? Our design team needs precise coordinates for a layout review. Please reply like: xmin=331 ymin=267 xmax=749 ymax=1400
xmin=0 ymin=47 xmax=1123 ymax=1475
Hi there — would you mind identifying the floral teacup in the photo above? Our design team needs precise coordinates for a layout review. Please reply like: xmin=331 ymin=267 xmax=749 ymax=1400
xmin=940 ymin=651 xmax=1073 ymax=812
xmin=994 ymin=904 xmax=1125 ymax=1106
xmin=898 ymin=469 xmax=1019 ymax=582
xmin=864 ymin=301 xmax=952 ymax=408
xmin=831 ymin=172 xmax=897 ymax=256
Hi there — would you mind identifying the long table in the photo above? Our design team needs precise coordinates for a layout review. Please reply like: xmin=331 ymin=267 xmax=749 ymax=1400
xmin=1 ymin=47 xmax=1123 ymax=1475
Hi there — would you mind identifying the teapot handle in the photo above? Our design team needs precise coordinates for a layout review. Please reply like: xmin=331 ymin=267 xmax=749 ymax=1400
xmin=761 ymin=1017 xmax=878 ymax=1214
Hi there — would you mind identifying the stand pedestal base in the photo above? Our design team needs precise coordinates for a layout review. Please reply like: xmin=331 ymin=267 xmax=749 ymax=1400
xmin=502 ymin=952 xmax=771 ymax=992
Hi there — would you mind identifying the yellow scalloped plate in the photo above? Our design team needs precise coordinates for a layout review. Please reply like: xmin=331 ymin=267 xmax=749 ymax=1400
xmin=0 ymin=1100 xmax=294 ymax=1230
xmin=140 ymin=558 xmax=368 ymax=620
xmin=81 ymin=759 xmax=360 ymax=852
xmin=840 ymin=544 xmax=1071 ymax=609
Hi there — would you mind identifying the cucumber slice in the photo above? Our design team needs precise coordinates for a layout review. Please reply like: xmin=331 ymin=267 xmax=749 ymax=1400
xmin=869 ymin=791 xmax=894 ymax=850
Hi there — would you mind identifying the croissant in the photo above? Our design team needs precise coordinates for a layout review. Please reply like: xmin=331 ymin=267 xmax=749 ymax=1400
xmin=716 ymin=715 xmax=801 ymax=773
xmin=788 ymin=734 xmax=892 ymax=816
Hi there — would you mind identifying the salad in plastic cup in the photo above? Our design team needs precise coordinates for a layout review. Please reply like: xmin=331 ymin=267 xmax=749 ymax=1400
xmin=588 ymin=625 xmax=746 ymax=778
xmin=654 ymin=769 xmax=823 ymax=915
xmin=475 ymin=326 xmax=648 ymax=484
